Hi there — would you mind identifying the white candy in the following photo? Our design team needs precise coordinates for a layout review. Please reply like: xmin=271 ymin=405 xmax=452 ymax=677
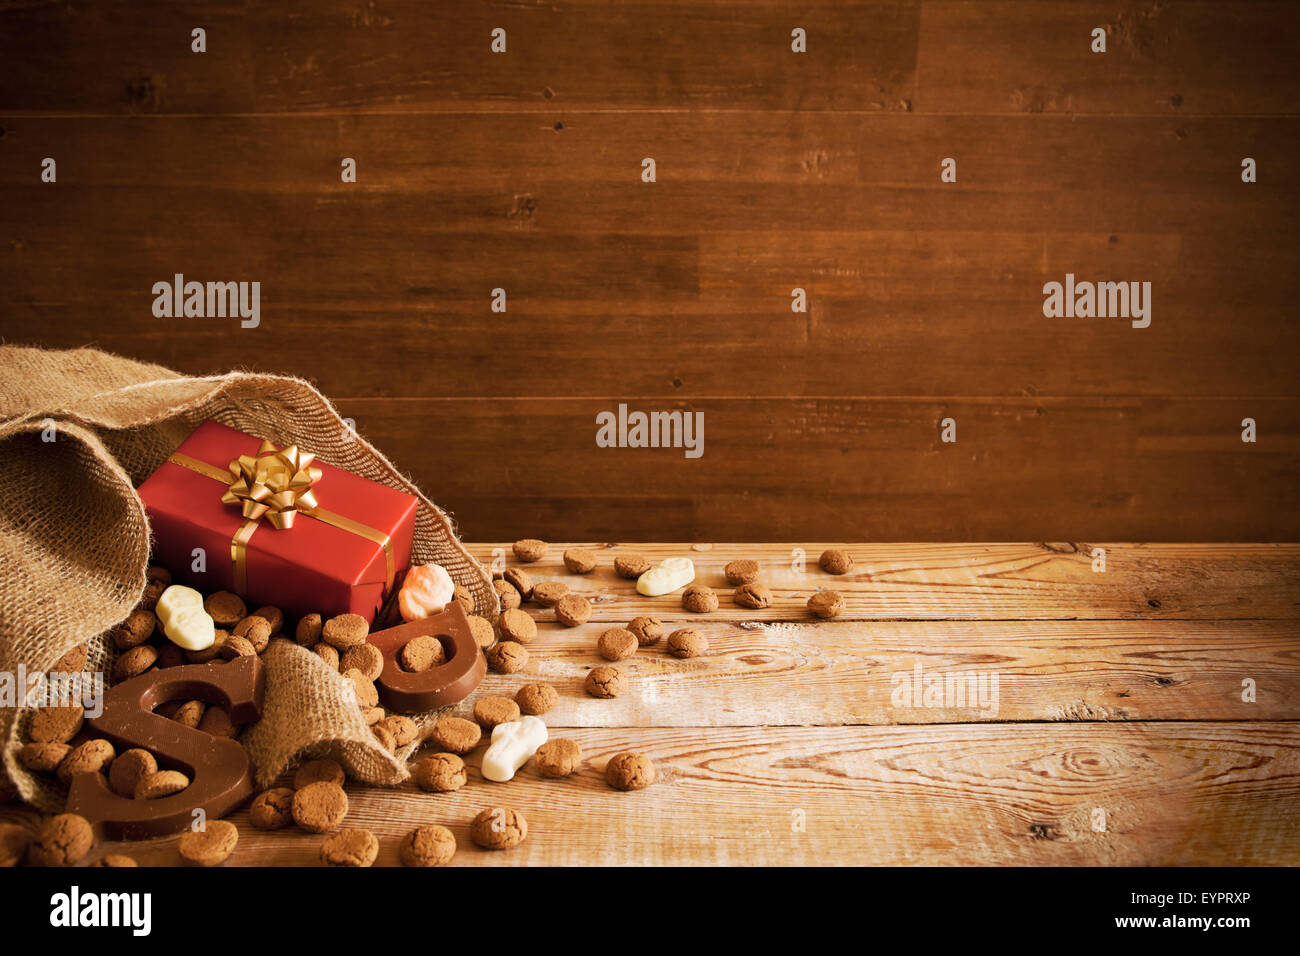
xmin=636 ymin=557 xmax=696 ymax=596
xmin=481 ymin=716 xmax=549 ymax=783
xmin=155 ymin=585 xmax=216 ymax=651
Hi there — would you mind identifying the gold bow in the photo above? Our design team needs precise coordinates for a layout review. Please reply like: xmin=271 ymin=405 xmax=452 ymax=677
xmin=221 ymin=440 xmax=323 ymax=530
xmin=168 ymin=437 xmax=395 ymax=599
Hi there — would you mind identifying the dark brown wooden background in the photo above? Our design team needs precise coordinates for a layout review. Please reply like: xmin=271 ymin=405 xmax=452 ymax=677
xmin=2 ymin=1 xmax=1298 ymax=541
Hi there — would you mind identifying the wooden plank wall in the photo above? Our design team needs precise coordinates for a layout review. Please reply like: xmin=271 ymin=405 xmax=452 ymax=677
xmin=1 ymin=1 xmax=1297 ymax=541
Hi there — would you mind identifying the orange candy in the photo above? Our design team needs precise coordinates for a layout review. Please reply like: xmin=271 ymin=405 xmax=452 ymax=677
xmin=398 ymin=563 xmax=456 ymax=622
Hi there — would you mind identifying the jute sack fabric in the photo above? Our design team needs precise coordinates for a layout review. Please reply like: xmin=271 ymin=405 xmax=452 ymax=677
xmin=0 ymin=346 xmax=495 ymax=809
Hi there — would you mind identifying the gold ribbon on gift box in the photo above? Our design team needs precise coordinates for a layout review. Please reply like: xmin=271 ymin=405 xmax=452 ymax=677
xmin=168 ymin=439 xmax=394 ymax=597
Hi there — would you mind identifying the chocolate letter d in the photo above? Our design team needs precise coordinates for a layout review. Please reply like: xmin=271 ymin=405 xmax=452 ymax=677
xmin=370 ymin=604 xmax=485 ymax=713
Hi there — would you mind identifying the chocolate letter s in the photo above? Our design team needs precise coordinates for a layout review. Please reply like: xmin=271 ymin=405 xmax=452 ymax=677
xmin=66 ymin=655 xmax=265 ymax=839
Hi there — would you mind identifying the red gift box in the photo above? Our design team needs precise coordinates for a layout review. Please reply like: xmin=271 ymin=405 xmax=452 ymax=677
xmin=138 ymin=420 xmax=416 ymax=624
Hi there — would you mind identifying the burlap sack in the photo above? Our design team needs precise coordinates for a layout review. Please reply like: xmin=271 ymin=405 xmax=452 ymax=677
xmin=0 ymin=345 xmax=495 ymax=809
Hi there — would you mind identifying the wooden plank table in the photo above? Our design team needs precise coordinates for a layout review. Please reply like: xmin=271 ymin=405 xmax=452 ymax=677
xmin=6 ymin=542 xmax=1299 ymax=865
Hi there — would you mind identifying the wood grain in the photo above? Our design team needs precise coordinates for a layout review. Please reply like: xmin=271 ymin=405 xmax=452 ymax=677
xmin=328 ymin=400 xmax=1298 ymax=542
xmin=6 ymin=722 xmax=1296 ymax=866
xmin=0 ymin=0 xmax=255 ymax=115
xmin=3 ymin=2 xmax=1295 ymax=116
xmin=1 ymin=542 xmax=1295 ymax=865
xmin=0 ymin=0 xmax=921 ymax=115
xmin=917 ymin=1 xmax=1300 ymax=115
xmin=1 ymin=114 xmax=1296 ymax=402
xmin=464 ymin=543 xmax=1300 ymax=621
xmin=3 ymin=110 xmax=1295 ymax=540
xmin=469 ymin=619 xmax=1300 ymax=725
xmin=3 ymin=1 xmax=1297 ymax=542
